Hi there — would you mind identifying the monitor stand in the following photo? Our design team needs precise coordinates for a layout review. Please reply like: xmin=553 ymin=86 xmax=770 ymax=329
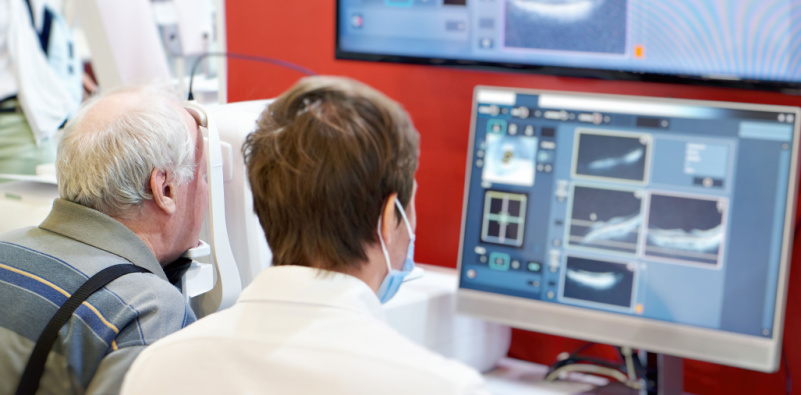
xmin=594 ymin=352 xmax=684 ymax=394
xmin=645 ymin=353 xmax=683 ymax=395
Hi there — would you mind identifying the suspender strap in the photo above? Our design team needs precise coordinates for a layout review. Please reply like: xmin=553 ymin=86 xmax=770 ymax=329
xmin=23 ymin=0 xmax=53 ymax=54
xmin=15 ymin=264 xmax=152 ymax=395
xmin=23 ymin=0 xmax=35 ymax=28
xmin=39 ymin=8 xmax=53 ymax=53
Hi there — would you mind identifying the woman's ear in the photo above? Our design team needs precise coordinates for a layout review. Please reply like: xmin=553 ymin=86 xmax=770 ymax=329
xmin=379 ymin=193 xmax=399 ymax=244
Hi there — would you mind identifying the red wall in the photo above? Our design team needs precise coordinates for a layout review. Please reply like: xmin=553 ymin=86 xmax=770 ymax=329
xmin=225 ymin=2 xmax=801 ymax=393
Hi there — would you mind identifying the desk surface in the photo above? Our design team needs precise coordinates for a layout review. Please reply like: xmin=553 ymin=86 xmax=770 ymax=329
xmin=392 ymin=266 xmax=612 ymax=394
xmin=484 ymin=357 xmax=604 ymax=395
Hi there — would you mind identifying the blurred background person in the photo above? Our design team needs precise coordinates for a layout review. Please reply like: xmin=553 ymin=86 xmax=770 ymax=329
xmin=0 ymin=0 xmax=91 ymax=175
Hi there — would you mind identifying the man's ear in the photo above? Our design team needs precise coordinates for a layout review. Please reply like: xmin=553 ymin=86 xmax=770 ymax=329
xmin=380 ymin=193 xmax=399 ymax=244
xmin=150 ymin=168 xmax=177 ymax=215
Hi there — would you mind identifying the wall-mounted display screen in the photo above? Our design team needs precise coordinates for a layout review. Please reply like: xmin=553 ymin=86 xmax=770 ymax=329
xmin=456 ymin=86 xmax=800 ymax=372
xmin=336 ymin=0 xmax=801 ymax=91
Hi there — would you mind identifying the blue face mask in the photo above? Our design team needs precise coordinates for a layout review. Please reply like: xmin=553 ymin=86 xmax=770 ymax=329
xmin=376 ymin=199 xmax=416 ymax=304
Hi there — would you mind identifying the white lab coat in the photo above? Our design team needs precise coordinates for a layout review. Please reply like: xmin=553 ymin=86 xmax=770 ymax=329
xmin=121 ymin=265 xmax=490 ymax=395
xmin=0 ymin=0 xmax=78 ymax=143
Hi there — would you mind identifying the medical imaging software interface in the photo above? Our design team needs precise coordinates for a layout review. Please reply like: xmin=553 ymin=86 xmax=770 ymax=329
xmin=338 ymin=0 xmax=801 ymax=84
xmin=459 ymin=88 xmax=798 ymax=338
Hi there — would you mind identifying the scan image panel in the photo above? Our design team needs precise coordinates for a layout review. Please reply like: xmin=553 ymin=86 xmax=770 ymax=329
xmin=644 ymin=193 xmax=726 ymax=267
xmin=482 ymin=133 xmax=538 ymax=187
xmin=481 ymin=191 xmax=527 ymax=247
xmin=563 ymin=256 xmax=635 ymax=309
xmin=504 ymin=0 xmax=628 ymax=54
xmin=567 ymin=185 xmax=643 ymax=254
xmin=573 ymin=130 xmax=651 ymax=183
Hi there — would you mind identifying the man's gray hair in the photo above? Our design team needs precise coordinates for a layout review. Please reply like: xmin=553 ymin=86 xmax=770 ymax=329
xmin=57 ymin=84 xmax=197 ymax=218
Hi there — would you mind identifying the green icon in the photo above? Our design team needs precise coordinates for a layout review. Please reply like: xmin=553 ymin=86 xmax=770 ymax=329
xmin=488 ymin=252 xmax=510 ymax=271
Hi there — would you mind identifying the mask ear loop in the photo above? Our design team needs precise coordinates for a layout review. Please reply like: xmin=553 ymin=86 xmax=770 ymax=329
xmin=394 ymin=199 xmax=414 ymax=237
xmin=378 ymin=197 xmax=415 ymax=274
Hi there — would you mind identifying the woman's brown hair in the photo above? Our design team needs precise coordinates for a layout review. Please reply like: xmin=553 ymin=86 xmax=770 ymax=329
xmin=242 ymin=76 xmax=419 ymax=272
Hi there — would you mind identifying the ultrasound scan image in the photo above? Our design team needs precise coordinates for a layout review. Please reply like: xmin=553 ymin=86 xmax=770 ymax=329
xmin=563 ymin=256 xmax=635 ymax=308
xmin=505 ymin=0 xmax=627 ymax=54
xmin=645 ymin=194 xmax=725 ymax=266
xmin=575 ymin=132 xmax=649 ymax=182
xmin=568 ymin=186 xmax=642 ymax=254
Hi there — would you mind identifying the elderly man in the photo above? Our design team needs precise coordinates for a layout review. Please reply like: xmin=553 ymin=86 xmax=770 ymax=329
xmin=121 ymin=76 xmax=489 ymax=394
xmin=0 ymin=85 xmax=207 ymax=394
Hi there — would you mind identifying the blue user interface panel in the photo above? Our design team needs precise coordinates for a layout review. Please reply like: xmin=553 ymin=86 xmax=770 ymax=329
xmin=337 ymin=0 xmax=801 ymax=84
xmin=459 ymin=87 xmax=800 ymax=338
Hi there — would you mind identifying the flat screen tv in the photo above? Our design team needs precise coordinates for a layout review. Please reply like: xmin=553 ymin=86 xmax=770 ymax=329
xmin=336 ymin=0 xmax=801 ymax=92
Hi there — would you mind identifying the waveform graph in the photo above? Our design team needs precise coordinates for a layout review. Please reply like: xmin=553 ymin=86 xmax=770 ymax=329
xmin=572 ymin=129 xmax=652 ymax=184
xmin=644 ymin=192 xmax=727 ymax=267
xmin=567 ymin=185 xmax=643 ymax=255
xmin=562 ymin=255 xmax=636 ymax=309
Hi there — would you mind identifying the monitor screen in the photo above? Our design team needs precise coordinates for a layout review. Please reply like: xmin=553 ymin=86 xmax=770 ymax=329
xmin=456 ymin=86 xmax=800 ymax=372
xmin=336 ymin=0 xmax=801 ymax=91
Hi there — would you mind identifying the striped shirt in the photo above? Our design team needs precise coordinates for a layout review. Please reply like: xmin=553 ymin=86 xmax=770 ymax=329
xmin=0 ymin=199 xmax=196 ymax=394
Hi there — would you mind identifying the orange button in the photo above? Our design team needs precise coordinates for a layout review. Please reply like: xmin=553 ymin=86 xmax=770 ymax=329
xmin=634 ymin=44 xmax=645 ymax=59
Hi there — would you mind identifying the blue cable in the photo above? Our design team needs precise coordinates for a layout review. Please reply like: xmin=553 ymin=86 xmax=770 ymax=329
xmin=187 ymin=52 xmax=317 ymax=101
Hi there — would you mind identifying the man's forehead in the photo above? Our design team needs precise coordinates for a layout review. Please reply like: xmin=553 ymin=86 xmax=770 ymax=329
xmin=184 ymin=108 xmax=205 ymax=162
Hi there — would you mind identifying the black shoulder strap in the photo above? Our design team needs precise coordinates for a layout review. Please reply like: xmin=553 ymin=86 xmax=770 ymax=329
xmin=15 ymin=264 xmax=152 ymax=395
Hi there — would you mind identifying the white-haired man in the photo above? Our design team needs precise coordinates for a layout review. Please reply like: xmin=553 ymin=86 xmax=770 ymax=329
xmin=0 ymin=85 xmax=207 ymax=394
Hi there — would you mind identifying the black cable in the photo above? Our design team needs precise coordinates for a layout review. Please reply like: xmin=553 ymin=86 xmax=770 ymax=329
xmin=569 ymin=342 xmax=597 ymax=358
xmin=559 ymin=356 xmax=627 ymax=371
xmin=795 ymin=215 xmax=801 ymax=239
xmin=784 ymin=345 xmax=792 ymax=395
xmin=616 ymin=346 xmax=649 ymax=378
xmin=547 ymin=342 xmax=628 ymax=378
xmin=186 ymin=52 xmax=317 ymax=101
xmin=630 ymin=349 xmax=647 ymax=379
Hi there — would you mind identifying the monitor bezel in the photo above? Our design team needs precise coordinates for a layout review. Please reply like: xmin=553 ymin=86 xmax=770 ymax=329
xmin=334 ymin=2 xmax=801 ymax=94
xmin=456 ymin=86 xmax=800 ymax=372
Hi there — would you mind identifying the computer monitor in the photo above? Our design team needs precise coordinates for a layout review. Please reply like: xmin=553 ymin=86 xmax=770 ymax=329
xmin=336 ymin=0 xmax=801 ymax=92
xmin=456 ymin=86 xmax=800 ymax=372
